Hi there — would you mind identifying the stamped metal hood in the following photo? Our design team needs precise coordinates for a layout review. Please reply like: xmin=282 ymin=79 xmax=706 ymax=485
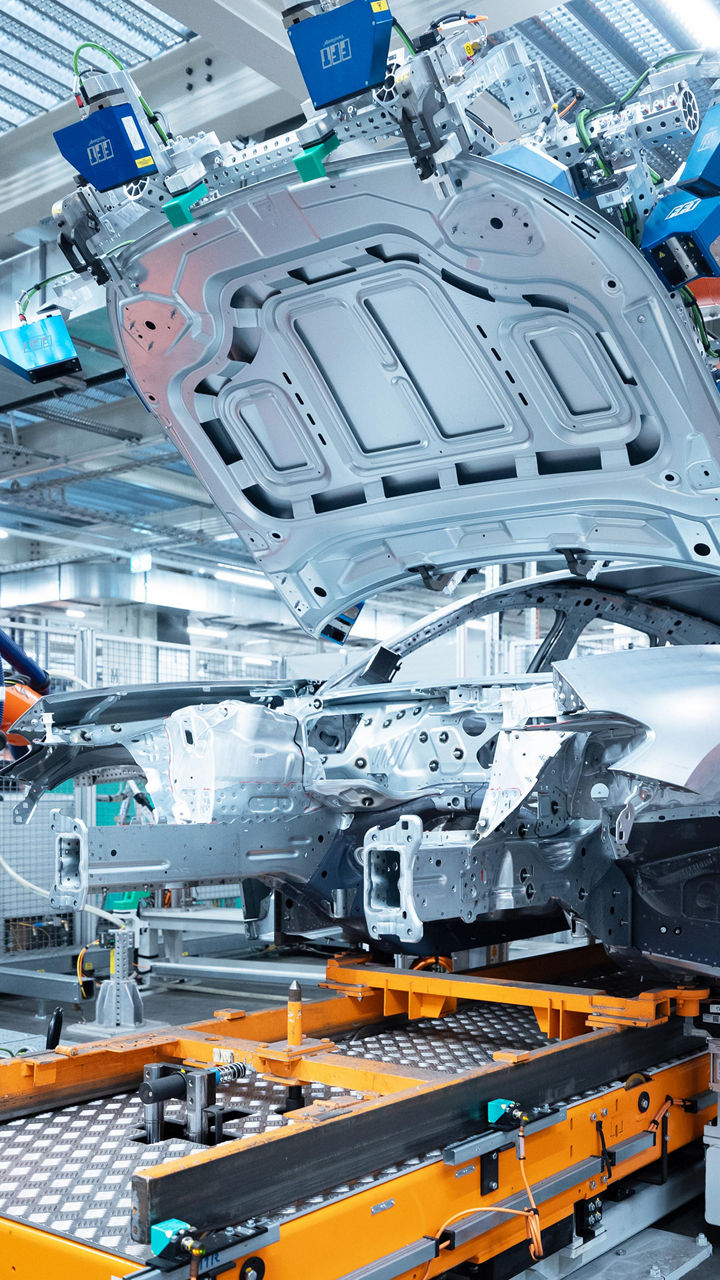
xmin=109 ymin=150 xmax=720 ymax=634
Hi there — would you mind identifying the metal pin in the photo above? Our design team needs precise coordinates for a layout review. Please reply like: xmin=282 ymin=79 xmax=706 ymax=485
xmin=287 ymin=980 xmax=303 ymax=1048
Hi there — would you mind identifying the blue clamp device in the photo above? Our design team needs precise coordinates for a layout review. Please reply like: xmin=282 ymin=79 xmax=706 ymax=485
xmin=54 ymin=104 xmax=157 ymax=191
xmin=287 ymin=0 xmax=394 ymax=109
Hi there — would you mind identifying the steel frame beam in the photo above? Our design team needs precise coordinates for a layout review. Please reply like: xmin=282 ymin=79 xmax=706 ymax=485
xmin=325 ymin=953 xmax=709 ymax=1038
xmin=50 ymin=817 xmax=284 ymax=908
xmin=0 ymin=959 xmax=88 ymax=1003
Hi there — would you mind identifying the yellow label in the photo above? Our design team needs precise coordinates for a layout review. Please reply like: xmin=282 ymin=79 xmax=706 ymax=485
xmin=371 ymin=1 xmax=389 ymax=10
xmin=136 ymin=155 xmax=154 ymax=168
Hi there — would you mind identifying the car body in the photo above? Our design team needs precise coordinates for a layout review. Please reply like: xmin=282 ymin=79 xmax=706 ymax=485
xmin=6 ymin=565 xmax=720 ymax=977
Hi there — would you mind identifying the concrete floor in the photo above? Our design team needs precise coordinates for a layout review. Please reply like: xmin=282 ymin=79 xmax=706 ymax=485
xmin=652 ymin=1200 xmax=719 ymax=1280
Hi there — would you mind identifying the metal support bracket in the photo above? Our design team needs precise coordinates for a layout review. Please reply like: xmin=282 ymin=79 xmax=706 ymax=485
xmin=125 ymin=1222 xmax=280 ymax=1280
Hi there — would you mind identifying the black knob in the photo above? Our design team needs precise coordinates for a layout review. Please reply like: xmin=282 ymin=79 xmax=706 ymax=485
xmin=139 ymin=1072 xmax=186 ymax=1103
xmin=45 ymin=1006 xmax=63 ymax=1051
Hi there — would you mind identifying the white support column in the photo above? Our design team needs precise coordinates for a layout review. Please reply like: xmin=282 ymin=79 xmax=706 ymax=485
xmin=145 ymin=0 xmax=306 ymax=96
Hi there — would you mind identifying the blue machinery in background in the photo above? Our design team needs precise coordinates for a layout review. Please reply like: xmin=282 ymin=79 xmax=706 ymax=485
xmin=0 ymin=314 xmax=80 ymax=384
xmin=285 ymin=2 xmax=720 ymax=294
xmin=642 ymin=103 xmax=720 ymax=289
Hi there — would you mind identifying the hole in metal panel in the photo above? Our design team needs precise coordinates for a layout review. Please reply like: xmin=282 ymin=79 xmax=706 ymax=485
xmin=227 ymin=326 xmax=260 ymax=365
xmin=200 ymin=418 xmax=243 ymax=466
xmin=626 ymin=417 xmax=661 ymax=466
xmin=382 ymin=472 xmax=441 ymax=498
xmin=242 ymin=484 xmax=294 ymax=518
xmin=366 ymin=244 xmax=421 ymax=265
xmin=456 ymin=459 xmax=517 ymax=484
xmin=441 ymin=268 xmax=495 ymax=303
xmin=288 ymin=265 xmax=357 ymax=284
xmin=536 ymin=448 xmax=602 ymax=475
xmin=523 ymin=293 xmax=569 ymax=313
xmin=312 ymin=486 xmax=367 ymax=513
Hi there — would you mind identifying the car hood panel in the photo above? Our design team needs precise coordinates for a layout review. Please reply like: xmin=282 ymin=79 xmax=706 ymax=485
xmin=111 ymin=152 xmax=720 ymax=633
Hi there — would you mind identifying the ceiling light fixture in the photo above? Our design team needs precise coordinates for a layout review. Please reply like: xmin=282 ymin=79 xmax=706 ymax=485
xmin=661 ymin=0 xmax=720 ymax=45
xmin=214 ymin=569 xmax=274 ymax=591
xmin=188 ymin=624 xmax=228 ymax=639
xmin=130 ymin=551 xmax=152 ymax=574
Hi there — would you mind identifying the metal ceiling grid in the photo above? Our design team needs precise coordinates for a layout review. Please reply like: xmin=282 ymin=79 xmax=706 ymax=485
xmin=497 ymin=0 xmax=715 ymax=116
xmin=0 ymin=0 xmax=191 ymax=134
xmin=537 ymin=7 xmax=640 ymax=93
xmin=592 ymin=0 xmax=674 ymax=65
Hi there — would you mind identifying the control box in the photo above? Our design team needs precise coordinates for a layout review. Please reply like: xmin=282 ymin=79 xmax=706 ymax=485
xmin=286 ymin=0 xmax=394 ymax=109
xmin=0 ymin=315 xmax=81 ymax=383
xmin=54 ymin=104 xmax=157 ymax=191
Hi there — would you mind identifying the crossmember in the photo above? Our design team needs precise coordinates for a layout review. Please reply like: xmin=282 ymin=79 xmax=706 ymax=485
xmin=325 ymin=945 xmax=710 ymax=1039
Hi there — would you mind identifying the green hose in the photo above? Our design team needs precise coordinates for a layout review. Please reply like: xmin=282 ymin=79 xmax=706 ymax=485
xmin=577 ymin=49 xmax=704 ymax=174
xmin=72 ymin=41 xmax=168 ymax=144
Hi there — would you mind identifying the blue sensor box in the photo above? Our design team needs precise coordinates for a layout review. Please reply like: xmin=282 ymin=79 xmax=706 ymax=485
xmin=54 ymin=104 xmax=157 ymax=191
xmin=0 ymin=316 xmax=81 ymax=384
xmin=287 ymin=0 xmax=394 ymax=109
xmin=641 ymin=187 xmax=720 ymax=288
xmin=679 ymin=103 xmax=720 ymax=198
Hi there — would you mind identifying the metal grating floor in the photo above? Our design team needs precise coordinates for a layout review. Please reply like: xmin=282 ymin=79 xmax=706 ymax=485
xmin=337 ymin=1003 xmax=550 ymax=1073
xmin=0 ymin=1075 xmax=363 ymax=1262
xmin=0 ymin=1003 xmax=552 ymax=1263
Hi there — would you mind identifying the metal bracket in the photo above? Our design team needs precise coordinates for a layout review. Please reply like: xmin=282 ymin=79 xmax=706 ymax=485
xmin=125 ymin=1223 xmax=280 ymax=1280
xmin=444 ymin=1105 xmax=568 ymax=1168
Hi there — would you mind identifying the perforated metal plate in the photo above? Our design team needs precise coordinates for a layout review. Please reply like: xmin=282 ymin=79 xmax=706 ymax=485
xmin=340 ymin=1003 xmax=549 ymax=1072
xmin=0 ymin=1003 xmax=551 ymax=1260
xmin=0 ymin=1075 xmax=360 ymax=1261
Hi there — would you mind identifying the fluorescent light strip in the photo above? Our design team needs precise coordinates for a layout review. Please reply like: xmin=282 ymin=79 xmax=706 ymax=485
xmin=661 ymin=0 xmax=720 ymax=45
xmin=214 ymin=569 xmax=275 ymax=591
xmin=188 ymin=625 xmax=228 ymax=639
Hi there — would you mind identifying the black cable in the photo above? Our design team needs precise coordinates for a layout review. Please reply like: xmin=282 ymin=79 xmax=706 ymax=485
xmin=429 ymin=10 xmax=478 ymax=29
xmin=596 ymin=1119 xmax=614 ymax=1181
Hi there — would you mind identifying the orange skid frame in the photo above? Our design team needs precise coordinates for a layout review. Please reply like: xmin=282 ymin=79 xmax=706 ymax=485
xmin=0 ymin=948 xmax=713 ymax=1280
xmin=325 ymin=947 xmax=709 ymax=1040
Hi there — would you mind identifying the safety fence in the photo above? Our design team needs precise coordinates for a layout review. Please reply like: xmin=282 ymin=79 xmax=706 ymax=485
xmin=0 ymin=780 xmax=74 ymax=956
xmin=0 ymin=624 xmax=282 ymax=952
xmin=1 ymin=622 xmax=283 ymax=689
